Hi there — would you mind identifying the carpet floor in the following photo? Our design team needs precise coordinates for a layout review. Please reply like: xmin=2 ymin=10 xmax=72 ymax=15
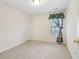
xmin=0 ymin=40 xmax=72 ymax=59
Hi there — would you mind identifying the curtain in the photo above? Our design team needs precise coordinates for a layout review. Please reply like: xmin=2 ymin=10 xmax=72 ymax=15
xmin=49 ymin=13 xmax=65 ymax=44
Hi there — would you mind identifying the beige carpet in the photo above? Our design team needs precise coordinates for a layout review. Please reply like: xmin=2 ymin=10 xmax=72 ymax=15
xmin=0 ymin=40 xmax=72 ymax=59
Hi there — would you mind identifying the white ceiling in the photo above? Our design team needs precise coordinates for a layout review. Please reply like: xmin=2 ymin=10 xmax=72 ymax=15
xmin=0 ymin=0 xmax=68 ymax=16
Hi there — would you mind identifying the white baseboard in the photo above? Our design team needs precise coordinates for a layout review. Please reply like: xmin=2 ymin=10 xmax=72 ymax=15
xmin=0 ymin=40 xmax=26 ymax=53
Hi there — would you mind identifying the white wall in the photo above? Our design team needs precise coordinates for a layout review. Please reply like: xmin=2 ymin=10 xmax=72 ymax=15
xmin=76 ymin=17 xmax=79 ymax=59
xmin=77 ymin=17 xmax=79 ymax=36
xmin=66 ymin=0 xmax=78 ymax=59
xmin=0 ymin=2 xmax=31 ymax=52
xmin=31 ymin=14 xmax=53 ymax=42
xmin=31 ymin=14 xmax=66 ymax=43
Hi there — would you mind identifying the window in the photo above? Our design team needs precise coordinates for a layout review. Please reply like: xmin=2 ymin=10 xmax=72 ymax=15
xmin=49 ymin=13 xmax=64 ymax=43
xmin=50 ymin=18 xmax=62 ymax=39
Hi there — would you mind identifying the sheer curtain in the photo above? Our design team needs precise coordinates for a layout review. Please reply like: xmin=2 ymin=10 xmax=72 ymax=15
xmin=49 ymin=13 xmax=64 ymax=43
